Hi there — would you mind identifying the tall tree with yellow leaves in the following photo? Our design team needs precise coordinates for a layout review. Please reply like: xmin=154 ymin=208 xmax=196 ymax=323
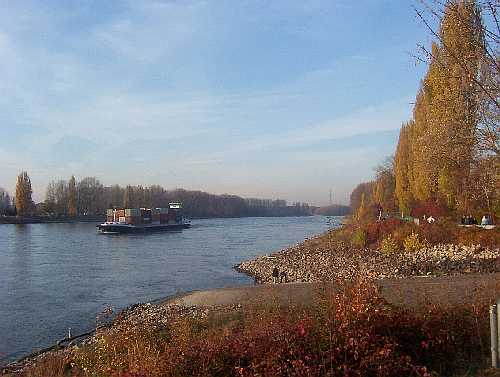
xmin=15 ymin=171 xmax=33 ymax=216
xmin=394 ymin=122 xmax=414 ymax=215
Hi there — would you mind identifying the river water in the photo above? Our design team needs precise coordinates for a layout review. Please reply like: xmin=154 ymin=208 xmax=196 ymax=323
xmin=0 ymin=215 xmax=340 ymax=364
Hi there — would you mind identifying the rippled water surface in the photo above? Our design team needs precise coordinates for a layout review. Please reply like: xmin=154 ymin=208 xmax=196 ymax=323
xmin=0 ymin=216 xmax=340 ymax=363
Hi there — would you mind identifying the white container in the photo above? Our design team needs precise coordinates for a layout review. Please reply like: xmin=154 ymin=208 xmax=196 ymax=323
xmin=125 ymin=208 xmax=140 ymax=216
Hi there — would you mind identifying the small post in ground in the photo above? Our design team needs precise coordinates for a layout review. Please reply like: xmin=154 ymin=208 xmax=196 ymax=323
xmin=491 ymin=302 xmax=499 ymax=368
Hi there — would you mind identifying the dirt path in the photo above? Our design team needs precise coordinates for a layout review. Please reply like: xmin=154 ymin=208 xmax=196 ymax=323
xmin=165 ymin=272 xmax=500 ymax=309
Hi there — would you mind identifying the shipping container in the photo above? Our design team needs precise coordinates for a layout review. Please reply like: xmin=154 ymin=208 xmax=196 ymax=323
xmin=125 ymin=216 xmax=141 ymax=225
xmin=125 ymin=208 xmax=140 ymax=217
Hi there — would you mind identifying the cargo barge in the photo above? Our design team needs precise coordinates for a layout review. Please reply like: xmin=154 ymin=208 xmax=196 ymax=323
xmin=97 ymin=202 xmax=191 ymax=234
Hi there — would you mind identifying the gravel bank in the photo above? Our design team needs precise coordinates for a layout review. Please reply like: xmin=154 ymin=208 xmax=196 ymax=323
xmin=236 ymin=233 xmax=500 ymax=283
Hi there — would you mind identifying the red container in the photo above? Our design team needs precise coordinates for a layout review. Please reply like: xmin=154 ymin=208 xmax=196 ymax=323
xmin=126 ymin=216 xmax=140 ymax=225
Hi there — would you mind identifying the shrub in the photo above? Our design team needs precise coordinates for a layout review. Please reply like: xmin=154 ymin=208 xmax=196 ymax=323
xmin=403 ymin=232 xmax=429 ymax=253
xmin=360 ymin=218 xmax=404 ymax=247
xmin=455 ymin=227 xmax=500 ymax=248
xmin=380 ymin=234 xmax=400 ymax=255
xmin=411 ymin=199 xmax=450 ymax=219
xmin=21 ymin=279 xmax=494 ymax=377
xmin=351 ymin=228 xmax=367 ymax=248
xmin=418 ymin=221 xmax=456 ymax=245
xmin=391 ymin=223 xmax=416 ymax=247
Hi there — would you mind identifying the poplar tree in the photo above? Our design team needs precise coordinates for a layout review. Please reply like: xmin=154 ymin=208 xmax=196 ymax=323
xmin=394 ymin=122 xmax=414 ymax=215
xmin=356 ymin=193 xmax=367 ymax=222
xmin=411 ymin=47 xmax=441 ymax=202
xmin=432 ymin=0 xmax=482 ymax=211
xmin=15 ymin=171 xmax=33 ymax=216
xmin=68 ymin=176 xmax=77 ymax=216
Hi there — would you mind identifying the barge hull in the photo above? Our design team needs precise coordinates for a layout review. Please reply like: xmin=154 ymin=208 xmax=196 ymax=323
xmin=97 ymin=223 xmax=191 ymax=234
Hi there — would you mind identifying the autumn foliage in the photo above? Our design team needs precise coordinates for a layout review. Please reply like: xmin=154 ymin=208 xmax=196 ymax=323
xmin=19 ymin=280 xmax=495 ymax=377
xmin=351 ymin=0 xmax=499 ymax=222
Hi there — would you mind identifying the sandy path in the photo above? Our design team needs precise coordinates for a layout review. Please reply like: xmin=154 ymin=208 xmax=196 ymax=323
xmin=164 ymin=272 xmax=500 ymax=309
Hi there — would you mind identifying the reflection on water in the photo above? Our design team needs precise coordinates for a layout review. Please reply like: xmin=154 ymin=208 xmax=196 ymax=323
xmin=0 ymin=216 xmax=340 ymax=363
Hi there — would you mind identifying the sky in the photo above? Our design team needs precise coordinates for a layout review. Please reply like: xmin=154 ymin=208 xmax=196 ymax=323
xmin=0 ymin=0 xmax=430 ymax=205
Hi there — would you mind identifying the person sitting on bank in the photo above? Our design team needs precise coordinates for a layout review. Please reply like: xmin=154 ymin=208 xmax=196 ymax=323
xmin=272 ymin=267 xmax=279 ymax=284
xmin=482 ymin=215 xmax=493 ymax=225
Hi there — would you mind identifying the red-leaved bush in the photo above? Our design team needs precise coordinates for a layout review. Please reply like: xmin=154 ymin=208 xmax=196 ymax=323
xmin=411 ymin=200 xmax=450 ymax=219
xmin=20 ymin=280 xmax=493 ymax=377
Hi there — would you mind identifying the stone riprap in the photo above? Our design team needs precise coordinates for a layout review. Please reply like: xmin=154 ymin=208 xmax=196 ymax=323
xmin=236 ymin=238 xmax=500 ymax=283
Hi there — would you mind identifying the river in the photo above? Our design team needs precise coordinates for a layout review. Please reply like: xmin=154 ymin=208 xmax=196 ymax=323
xmin=0 ymin=215 xmax=340 ymax=364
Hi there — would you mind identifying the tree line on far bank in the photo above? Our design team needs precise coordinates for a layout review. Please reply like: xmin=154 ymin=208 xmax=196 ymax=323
xmin=0 ymin=172 xmax=317 ymax=218
xmin=351 ymin=0 xmax=499 ymax=222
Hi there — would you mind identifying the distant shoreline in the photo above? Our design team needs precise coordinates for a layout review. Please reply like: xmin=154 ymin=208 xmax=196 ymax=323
xmin=0 ymin=215 xmax=105 ymax=225
xmin=0 ymin=213 xmax=325 ymax=225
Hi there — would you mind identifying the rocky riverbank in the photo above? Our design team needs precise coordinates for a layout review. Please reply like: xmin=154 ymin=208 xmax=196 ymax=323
xmin=236 ymin=231 xmax=500 ymax=283
xmin=1 ymin=302 xmax=239 ymax=375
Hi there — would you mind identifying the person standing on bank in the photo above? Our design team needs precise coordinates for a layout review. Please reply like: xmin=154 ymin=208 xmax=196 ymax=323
xmin=272 ymin=266 xmax=279 ymax=284
xmin=280 ymin=270 xmax=287 ymax=283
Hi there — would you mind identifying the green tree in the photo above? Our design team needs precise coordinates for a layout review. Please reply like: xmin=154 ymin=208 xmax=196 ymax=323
xmin=15 ymin=171 xmax=33 ymax=216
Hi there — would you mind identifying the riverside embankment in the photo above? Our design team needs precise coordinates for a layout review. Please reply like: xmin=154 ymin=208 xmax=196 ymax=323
xmin=236 ymin=229 xmax=500 ymax=283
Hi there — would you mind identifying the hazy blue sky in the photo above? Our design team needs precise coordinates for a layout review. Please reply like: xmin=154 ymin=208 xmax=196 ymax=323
xmin=0 ymin=0 xmax=429 ymax=205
